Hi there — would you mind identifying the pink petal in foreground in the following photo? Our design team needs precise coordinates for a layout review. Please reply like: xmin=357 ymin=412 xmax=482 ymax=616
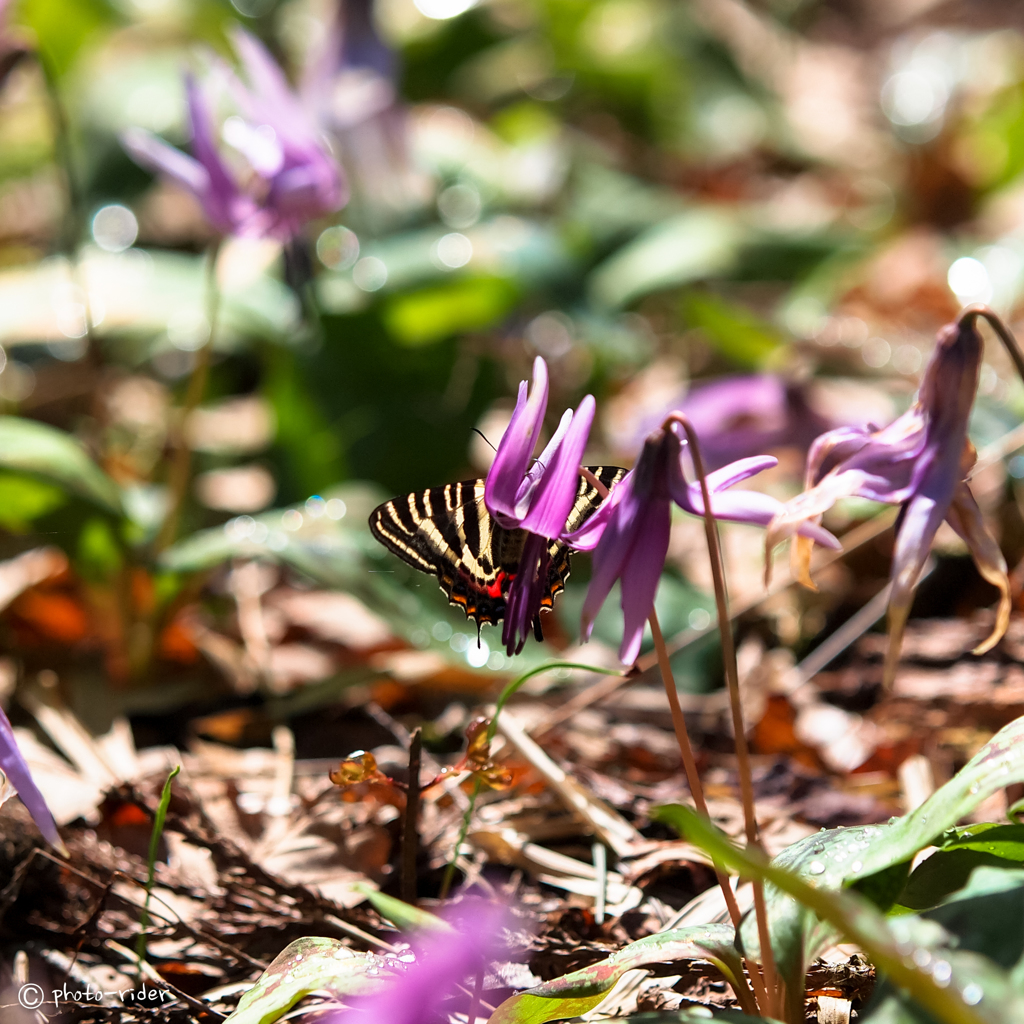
xmin=0 ymin=707 xmax=65 ymax=854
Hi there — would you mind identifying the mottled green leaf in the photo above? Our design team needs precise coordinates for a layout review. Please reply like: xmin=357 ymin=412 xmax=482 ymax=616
xmin=486 ymin=925 xmax=740 ymax=1024
xmin=223 ymin=936 xmax=397 ymax=1024
xmin=354 ymin=884 xmax=452 ymax=935
xmin=588 ymin=210 xmax=743 ymax=308
xmin=0 ymin=418 xmax=121 ymax=513
xmin=0 ymin=473 xmax=66 ymax=530
xmin=682 ymin=292 xmax=786 ymax=369
xmin=383 ymin=277 xmax=518 ymax=345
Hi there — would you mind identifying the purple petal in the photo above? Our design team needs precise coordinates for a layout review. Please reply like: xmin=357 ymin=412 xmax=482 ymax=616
xmin=185 ymin=75 xmax=246 ymax=234
xmin=617 ymin=498 xmax=672 ymax=664
xmin=337 ymin=899 xmax=509 ymax=1024
xmin=502 ymin=533 xmax=550 ymax=655
xmin=945 ymin=481 xmax=1010 ymax=656
xmin=120 ymin=128 xmax=209 ymax=199
xmin=485 ymin=358 xmax=549 ymax=527
xmin=564 ymin=472 xmax=630 ymax=552
xmin=884 ymin=490 xmax=947 ymax=686
xmin=520 ymin=395 xmax=596 ymax=538
xmin=0 ymin=707 xmax=64 ymax=853
xmin=704 ymin=455 xmax=779 ymax=493
xmin=579 ymin=475 xmax=642 ymax=640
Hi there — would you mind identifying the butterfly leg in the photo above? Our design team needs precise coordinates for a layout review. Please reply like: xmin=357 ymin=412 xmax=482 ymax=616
xmin=533 ymin=615 xmax=544 ymax=643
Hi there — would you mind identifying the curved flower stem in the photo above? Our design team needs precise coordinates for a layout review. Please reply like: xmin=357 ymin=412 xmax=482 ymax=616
xmin=439 ymin=775 xmax=481 ymax=901
xmin=664 ymin=413 xmax=781 ymax=1020
xmin=156 ymin=239 xmax=223 ymax=552
xmin=579 ymin=466 xmax=761 ymax=1015
xmin=960 ymin=303 xmax=1024 ymax=384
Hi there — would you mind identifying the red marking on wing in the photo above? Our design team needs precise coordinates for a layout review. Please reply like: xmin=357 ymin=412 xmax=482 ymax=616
xmin=485 ymin=570 xmax=513 ymax=599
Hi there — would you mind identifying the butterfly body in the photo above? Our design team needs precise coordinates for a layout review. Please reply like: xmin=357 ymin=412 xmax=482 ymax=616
xmin=369 ymin=466 xmax=625 ymax=631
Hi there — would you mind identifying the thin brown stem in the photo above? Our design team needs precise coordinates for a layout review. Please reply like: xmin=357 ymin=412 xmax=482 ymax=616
xmin=401 ymin=728 xmax=422 ymax=905
xmin=665 ymin=413 xmax=781 ymax=1018
xmin=649 ymin=610 xmax=763 ymax=1015
xmin=156 ymin=240 xmax=223 ymax=552
xmin=961 ymin=304 xmax=1024 ymax=385
xmin=580 ymin=465 xmax=761 ymax=1014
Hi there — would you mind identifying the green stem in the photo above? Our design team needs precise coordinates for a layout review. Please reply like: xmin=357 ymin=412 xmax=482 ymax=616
xmin=136 ymin=765 xmax=181 ymax=969
xmin=439 ymin=776 xmax=481 ymax=901
xmin=156 ymin=239 xmax=223 ymax=552
xmin=487 ymin=661 xmax=626 ymax=743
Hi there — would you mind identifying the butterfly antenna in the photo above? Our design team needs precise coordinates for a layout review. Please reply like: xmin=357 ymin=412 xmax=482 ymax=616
xmin=472 ymin=428 xmax=497 ymax=453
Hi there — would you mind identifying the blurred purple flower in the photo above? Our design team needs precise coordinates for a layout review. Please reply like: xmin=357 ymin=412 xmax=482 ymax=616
xmin=122 ymin=30 xmax=345 ymax=239
xmin=566 ymin=422 xmax=839 ymax=664
xmin=302 ymin=0 xmax=419 ymax=222
xmin=611 ymin=374 xmax=834 ymax=473
xmin=766 ymin=309 xmax=1009 ymax=685
xmin=335 ymin=900 xmax=509 ymax=1024
xmin=485 ymin=357 xmax=595 ymax=655
xmin=0 ymin=706 xmax=65 ymax=854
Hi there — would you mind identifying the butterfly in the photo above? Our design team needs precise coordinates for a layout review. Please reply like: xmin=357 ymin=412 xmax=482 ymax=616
xmin=368 ymin=466 xmax=626 ymax=639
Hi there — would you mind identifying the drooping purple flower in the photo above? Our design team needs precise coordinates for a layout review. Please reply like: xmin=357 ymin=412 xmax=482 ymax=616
xmin=301 ymin=0 xmax=417 ymax=222
xmin=333 ymin=899 xmax=509 ymax=1024
xmin=766 ymin=309 xmax=1010 ymax=685
xmin=484 ymin=357 xmax=596 ymax=655
xmin=122 ymin=30 xmax=345 ymax=239
xmin=0 ymin=706 xmax=65 ymax=854
xmin=566 ymin=422 xmax=840 ymax=665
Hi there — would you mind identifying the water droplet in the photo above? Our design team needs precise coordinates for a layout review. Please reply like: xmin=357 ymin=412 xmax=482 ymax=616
xmin=962 ymin=983 xmax=984 ymax=1005
xmin=932 ymin=960 xmax=952 ymax=987
xmin=969 ymin=783 xmax=980 ymax=795
xmin=811 ymin=845 xmax=824 ymax=855
xmin=888 ymin=816 xmax=899 ymax=825
xmin=919 ymin=816 xmax=928 ymax=826
xmin=851 ymin=860 xmax=863 ymax=872
xmin=808 ymin=861 xmax=826 ymax=875
xmin=366 ymin=967 xmax=380 ymax=977
xmin=294 ymin=954 xmax=303 ymax=960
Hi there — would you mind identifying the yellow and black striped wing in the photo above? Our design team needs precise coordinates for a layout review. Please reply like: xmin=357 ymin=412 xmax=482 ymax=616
xmin=368 ymin=466 xmax=625 ymax=628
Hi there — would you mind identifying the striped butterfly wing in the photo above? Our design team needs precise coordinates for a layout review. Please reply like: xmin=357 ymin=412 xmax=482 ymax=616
xmin=368 ymin=465 xmax=626 ymax=630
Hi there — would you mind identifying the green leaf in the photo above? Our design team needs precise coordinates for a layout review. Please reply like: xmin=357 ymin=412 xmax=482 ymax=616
xmin=383 ymin=277 xmax=519 ymax=345
xmin=0 ymin=473 xmax=66 ymax=530
xmin=0 ymin=417 xmax=121 ymax=513
xmin=652 ymin=804 xmax=990 ymax=1024
xmin=353 ymin=884 xmax=452 ymax=935
xmin=223 ymin=936 xmax=396 ymax=1024
xmin=901 ymin=826 xmax=1024 ymax=912
xmin=848 ymin=714 xmax=1024 ymax=887
xmin=588 ymin=209 xmax=744 ymax=309
xmin=486 ymin=925 xmax=740 ymax=1024
xmin=862 ymin=869 xmax=1024 ymax=1022
xmin=681 ymin=292 xmax=787 ymax=369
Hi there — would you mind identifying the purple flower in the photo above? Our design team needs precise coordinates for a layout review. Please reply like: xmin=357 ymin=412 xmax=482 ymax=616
xmin=0 ymin=706 xmax=65 ymax=854
xmin=334 ymin=900 xmax=508 ymax=1024
xmin=613 ymin=374 xmax=835 ymax=472
xmin=301 ymin=1 xmax=416 ymax=220
xmin=122 ymin=30 xmax=345 ymax=239
xmin=484 ymin=357 xmax=596 ymax=655
xmin=766 ymin=309 xmax=1010 ymax=684
xmin=566 ymin=422 xmax=839 ymax=665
